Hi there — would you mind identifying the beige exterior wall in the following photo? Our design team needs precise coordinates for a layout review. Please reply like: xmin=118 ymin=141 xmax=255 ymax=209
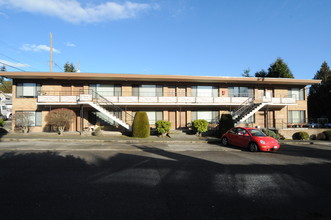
xmin=122 ymin=84 xmax=132 ymax=96
xmin=10 ymin=79 xmax=312 ymax=132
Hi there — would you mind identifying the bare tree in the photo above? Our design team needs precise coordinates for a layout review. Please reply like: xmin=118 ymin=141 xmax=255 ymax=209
xmin=45 ymin=108 xmax=75 ymax=135
xmin=14 ymin=112 xmax=34 ymax=134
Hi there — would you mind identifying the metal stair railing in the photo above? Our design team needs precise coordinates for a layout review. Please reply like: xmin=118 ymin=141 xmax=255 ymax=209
xmin=231 ymin=97 xmax=254 ymax=120
xmin=81 ymin=89 xmax=134 ymax=129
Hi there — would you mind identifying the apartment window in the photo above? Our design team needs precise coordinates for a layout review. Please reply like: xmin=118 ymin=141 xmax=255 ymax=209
xmin=228 ymin=87 xmax=254 ymax=98
xmin=16 ymin=83 xmax=41 ymax=98
xmin=89 ymin=84 xmax=121 ymax=96
xmin=288 ymin=110 xmax=306 ymax=123
xmin=191 ymin=111 xmax=219 ymax=123
xmin=242 ymin=114 xmax=255 ymax=123
xmin=191 ymin=86 xmax=218 ymax=97
xmin=15 ymin=111 xmax=42 ymax=126
xmin=288 ymin=88 xmax=304 ymax=100
xmin=132 ymin=85 xmax=163 ymax=97
xmin=132 ymin=111 xmax=163 ymax=124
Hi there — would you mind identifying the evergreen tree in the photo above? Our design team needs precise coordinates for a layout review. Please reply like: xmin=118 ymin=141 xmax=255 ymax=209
xmin=313 ymin=61 xmax=331 ymax=84
xmin=267 ymin=58 xmax=294 ymax=78
xmin=242 ymin=68 xmax=251 ymax=77
xmin=255 ymin=69 xmax=268 ymax=77
xmin=308 ymin=61 xmax=331 ymax=121
xmin=1 ymin=65 xmax=6 ymax=72
xmin=64 ymin=62 xmax=76 ymax=72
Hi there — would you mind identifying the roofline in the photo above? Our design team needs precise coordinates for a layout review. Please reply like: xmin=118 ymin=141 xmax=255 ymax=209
xmin=0 ymin=72 xmax=321 ymax=85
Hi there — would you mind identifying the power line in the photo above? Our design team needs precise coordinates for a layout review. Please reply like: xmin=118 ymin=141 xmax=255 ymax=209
xmin=0 ymin=38 xmax=44 ymax=71
xmin=0 ymin=61 xmax=26 ymax=72
xmin=0 ymin=52 xmax=41 ymax=72
xmin=54 ymin=62 xmax=63 ymax=71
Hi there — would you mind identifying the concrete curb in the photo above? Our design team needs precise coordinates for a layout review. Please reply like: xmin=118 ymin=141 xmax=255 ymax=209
xmin=1 ymin=136 xmax=330 ymax=145
xmin=0 ymin=137 xmax=211 ymax=144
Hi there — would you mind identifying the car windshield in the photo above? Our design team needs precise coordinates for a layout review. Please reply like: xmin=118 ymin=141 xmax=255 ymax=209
xmin=248 ymin=129 xmax=266 ymax=137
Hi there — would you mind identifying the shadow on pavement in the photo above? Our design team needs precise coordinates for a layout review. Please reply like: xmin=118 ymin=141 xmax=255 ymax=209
xmin=0 ymin=147 xmax=331 ymax=220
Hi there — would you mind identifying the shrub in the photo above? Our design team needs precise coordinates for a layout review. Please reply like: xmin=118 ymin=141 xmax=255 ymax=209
xmin=219 ymin=114 xmax=234 ymax=136
xmin=132 ymin=112 xmax=150 ymax=138
xmin=310 ymin=134 xmax=317 ymax=140
xmin=262 ymin=129 xmax=280 ymax=140
xmin=92 ymin=126 xmax=104 ymax=136
xmin=14 ymin=112 xmax=34 ymax=134
xmin=317 ymin=133 xmax=326 ymax=140
xmin=0 ymin=118 xmax=5 ymax=127
xmin=322 ymin=130 xmax=331 ymax=141
xmin=45 ymin=108 xmax=75 ymax=135
xmin=193 ymin=119 xmax=209 ymax=137
xmin=155 ymin=120 xmax=171 ymax=137
xmin=292 ymin=131 xmax=309 ymax=140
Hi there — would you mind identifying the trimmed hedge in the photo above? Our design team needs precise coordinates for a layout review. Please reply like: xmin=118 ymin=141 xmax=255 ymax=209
xmin=310 ymin=134 xmax=317 ymax=140
xmin=193 ymin=119 xmax=209 ymax=136
xmin=292 ymin=131 xmax=309 ymax=140
xmin=219 ymin=114 xmax=234 ymax=136
xmin=261 ymin=129 xmax=281 ymax=140
xmin=317 ymin=133 xmax=326 ymax=140
xmin=323 ymin=130 xmax=331 ymax=141
xmin=156 ymin=120 xmax=171 ymax=136
xmin=132 ymin=112 xmax=150 ymax=138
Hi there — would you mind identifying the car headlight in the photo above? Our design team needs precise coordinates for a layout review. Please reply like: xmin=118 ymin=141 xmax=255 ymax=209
xmin=259 ymin=140 xmax=266 ymax=144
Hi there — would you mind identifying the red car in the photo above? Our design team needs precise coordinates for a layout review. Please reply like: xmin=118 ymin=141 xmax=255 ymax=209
xmin=221 ymin=127 xmax=280 ymax=152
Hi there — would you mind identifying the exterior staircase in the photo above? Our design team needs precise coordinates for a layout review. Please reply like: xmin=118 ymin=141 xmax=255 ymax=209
xmin=232 ymin=98 xmax=267 ymax=124
xmin=86 ymin=91 xmax=133 ymax=131
xmin=88 ymin=102 xmax=131 ymax=130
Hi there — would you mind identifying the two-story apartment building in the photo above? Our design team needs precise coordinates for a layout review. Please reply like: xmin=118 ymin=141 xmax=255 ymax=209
xmin=0 ymin=72 xmax=320 ymax=133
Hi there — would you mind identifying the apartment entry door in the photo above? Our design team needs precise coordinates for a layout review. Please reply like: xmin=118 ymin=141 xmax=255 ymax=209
xmin=168 ymin=111 xmax=187 ymax=129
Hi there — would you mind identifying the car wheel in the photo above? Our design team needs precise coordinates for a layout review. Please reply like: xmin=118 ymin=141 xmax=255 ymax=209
xmin=221 ymin=137 xmax=228 ymax=146
xmin=248 ymin=143 xmax=258 ymax=152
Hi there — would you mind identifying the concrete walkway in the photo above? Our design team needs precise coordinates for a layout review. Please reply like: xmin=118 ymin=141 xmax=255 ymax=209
xmin=1 ymin=131 xmax=330 ymax=146
xmin=0 ymin=132 xmax=216 ymax=144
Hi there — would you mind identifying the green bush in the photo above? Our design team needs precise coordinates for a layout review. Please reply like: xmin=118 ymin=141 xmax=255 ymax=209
xmin=132 ymin=112 xmax=150 ymax=138
xmin=219 ymin=114 xmax=234 ymax=136
xmin=0 ymin=118 xmax=5 ymax=127
xmin=310 ymin=134 xmax=317 ymax=140
xmin=155 ymin=120 xmax=171 ymax=136
xmin=317 ymin=133 xmax=326 ymax=140
xmin=292 ymin=131 xmax=309 ymax=140
xmin=322 ymin=130 xmax=331 ymax=141
xmin=193 ymin=119 xmax=209 ymax=137
xmin=261 ymin=129 xmax=281 ymax=140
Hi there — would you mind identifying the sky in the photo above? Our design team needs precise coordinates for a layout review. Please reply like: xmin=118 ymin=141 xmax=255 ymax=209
xmin=0 ymin=0 xmax=331 ymax=79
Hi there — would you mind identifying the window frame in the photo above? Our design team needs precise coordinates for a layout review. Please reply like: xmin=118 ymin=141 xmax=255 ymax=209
xmin=288 ymin=110 xmax=306 ymax=124
xmin=228 ymin=87 xmax=254 ymax=98
xmin=14 ymin=111 xmax=42 ymax=127
xmin=288 ymin=88 xmax=304 ymax=100
xmin=16 ymin=83 xmax=41 ymax=98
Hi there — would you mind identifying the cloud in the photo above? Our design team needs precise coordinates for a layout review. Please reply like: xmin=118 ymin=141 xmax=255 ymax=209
xmin=20 ymin=44 xmax=61 ymax=53
xmin=0 ymin=59 xmax=30 ymax=68
xmin=0 ymin=12 xmax=9 ymax=18
xmin=0 ymin=0 xmax=158 ymax=23
xmin=66 ymin=42 xmax=76 ymax=47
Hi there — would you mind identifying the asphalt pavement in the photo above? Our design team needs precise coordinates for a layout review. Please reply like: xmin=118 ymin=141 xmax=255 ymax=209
xmin=0 ymin=140 xmax=331 ymax=220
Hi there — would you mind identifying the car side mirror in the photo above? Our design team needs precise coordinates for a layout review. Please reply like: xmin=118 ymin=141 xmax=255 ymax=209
xmin=244 ymin=133 xmax=249 ymax=137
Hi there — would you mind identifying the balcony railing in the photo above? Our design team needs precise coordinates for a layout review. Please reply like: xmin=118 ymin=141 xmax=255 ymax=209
xmin=37 ymin=90 xmax=297 ymax=105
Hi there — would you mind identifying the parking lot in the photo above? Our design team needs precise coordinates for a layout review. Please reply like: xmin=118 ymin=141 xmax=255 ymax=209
xmin=0 ymin=141 xmax=330 ymax=219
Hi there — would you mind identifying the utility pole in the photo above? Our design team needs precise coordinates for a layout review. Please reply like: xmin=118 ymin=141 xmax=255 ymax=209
xmin=49 ymin=32 xmax=53 ymax=72
xmin=77 ymin=60 xmax=81 ymax=73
